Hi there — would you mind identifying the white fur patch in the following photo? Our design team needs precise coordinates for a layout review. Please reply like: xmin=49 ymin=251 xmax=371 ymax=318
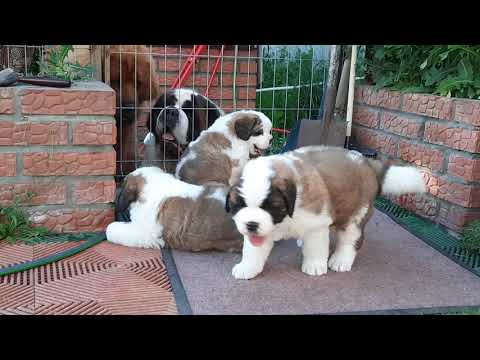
xmin=294 ymin=145 xmax=328 ymax=154
xmin=301 ymin=225 xmax=330 ymax=276
xmin=352 ymin=204 xmax=369 ymax=225
xmin=382 ymin=166 xmax=427 ymax=195
xmin=232 ymin=237 xmax=274 ymax=280
xmin=347 ymin=150 xmax=364 ymax=163
xmin=239 ymin=156 xmax=274 ymax=208
xmin=173 ymin=110 xmax=189 ymax=145
xmin=207 ymin=188 xmax=226 ymax=203
xmin=233 ymin=207 xmax=275 ymax=238
xmin=328 ymin=204 xmax=368 ymax=273
xmin=174 ymin=88 xmax=196 ymax=106
xmin=106 ymin=221 xmax=164 ymax=249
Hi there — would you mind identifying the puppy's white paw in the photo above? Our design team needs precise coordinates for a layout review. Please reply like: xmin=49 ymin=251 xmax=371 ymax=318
xmin=328 ymin=250 xmax=355 ymax=272
xmin=301 ymin=259 xmax=328 ymax=276
xmin=232 ymin=262 xmax=262 ymax=280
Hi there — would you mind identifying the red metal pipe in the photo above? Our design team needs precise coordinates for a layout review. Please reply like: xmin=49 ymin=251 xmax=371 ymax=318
xmin=205 ymin=45 xmax=225 ymax=97
xmin=171 ymin=45 xmax=207 ymax=89
xmin=170 ymin=46 xmax=292 ymax=137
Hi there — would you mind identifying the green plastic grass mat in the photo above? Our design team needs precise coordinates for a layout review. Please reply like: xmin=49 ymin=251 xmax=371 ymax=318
xmin=374 ymin=197 xmax=480 ymax=278
xmin=0 ymin=232 xmax=106 ymax=277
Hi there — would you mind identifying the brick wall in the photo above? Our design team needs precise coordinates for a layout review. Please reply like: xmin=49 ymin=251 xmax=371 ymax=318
xmin=0 ymin=82 xmax=116 ymax=233
xmin=353 ymin=85 xmax=480 ymax=234
xmin=146 ymin=46 xmax=258 ymax=112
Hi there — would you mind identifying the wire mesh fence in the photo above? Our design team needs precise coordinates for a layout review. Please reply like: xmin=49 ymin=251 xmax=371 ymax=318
xmin=107 ymin=44 xmax=330 ymax=180
xmin=0 ymin=45 xmax=94 ymax=76
xmin=0 ymin=45 xmax=46 ymax=75
xmin=0 ymin=45 xmax=331 ymax=180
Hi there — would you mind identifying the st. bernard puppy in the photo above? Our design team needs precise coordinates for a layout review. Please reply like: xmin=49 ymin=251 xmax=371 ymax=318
xmin=106 ymin=166 xmax=242 ymax=252
xmin=225 ymin=146 xmax=427 ymax=280
xmin=175 ymin=110 xmax=273 ymax=186
xmin=142 ymin=88 xmax=224 ymax=173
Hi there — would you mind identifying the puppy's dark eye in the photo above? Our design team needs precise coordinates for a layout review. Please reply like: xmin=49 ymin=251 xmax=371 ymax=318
xmin=253 ymin=130 xmax=263 ymax=136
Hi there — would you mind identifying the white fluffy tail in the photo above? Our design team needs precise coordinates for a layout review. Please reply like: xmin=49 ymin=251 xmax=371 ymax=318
xmin=381 ymin=166 xmax=427 ymax=196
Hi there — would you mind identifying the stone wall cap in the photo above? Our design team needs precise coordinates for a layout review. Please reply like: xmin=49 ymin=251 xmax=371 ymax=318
xmin=9 ymin=80 xmax=113 ymax=92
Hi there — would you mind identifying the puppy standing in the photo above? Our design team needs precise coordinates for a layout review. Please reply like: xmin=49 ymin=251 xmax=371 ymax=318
xmin=225 ymin=146 xmax=427 ymax=280
xmin=175 ymin=110 xmax=273 ymax=186
xmin=107 ymin=167 xmax=242 ymax=252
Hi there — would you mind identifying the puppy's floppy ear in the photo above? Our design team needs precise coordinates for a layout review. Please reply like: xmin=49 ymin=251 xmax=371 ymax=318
xmin=192 ymin=94 xmax=209 ymax=137
xmin=115 ymin=175 xmax=144 ymax=214
xmin=149 ymin=93 xmax=166 ymax=135
xmin=234 ymin=114 xmax=261 ymax=141
xmin=225 ymin=187 xmax=232 ymax=213
xmin=277 ymin=178 xmax=297 ymax=217
xmin=225 ymin=183 xmax=241 ymax=213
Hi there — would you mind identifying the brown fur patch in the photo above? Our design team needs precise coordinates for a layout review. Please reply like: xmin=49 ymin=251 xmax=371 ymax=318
xmin=365 ymin=158 xmax=390 ymax=195
xmin=228 ymin=112 xmax=263 ymax=140
xmin=157 ymin=186 xmax=243 ymax=252
xmin=354 ymin=205 xmax=374 ymax=250
xmin=177 ymin=132 xmax=238 ymax=186
xmin=291 ymin=147 xmax=380 ymax=229
xmin=115 ymin=174 xmax=146 ymax=214
xmin=110 ymin=46 xmax=164 ymax=175
xmin=282 ymin=158 xmax=329 ymax=214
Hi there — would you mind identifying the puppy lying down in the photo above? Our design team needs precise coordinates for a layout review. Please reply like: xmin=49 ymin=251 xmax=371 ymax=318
xmin=225 ymin=146 xmax=427 ymax=280
xmin=106 ymin=167 xmax=242 ymax=252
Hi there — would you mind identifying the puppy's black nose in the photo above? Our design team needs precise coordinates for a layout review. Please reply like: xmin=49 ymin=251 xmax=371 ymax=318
xmin=246 ymin=221 xmax=259 ymax=233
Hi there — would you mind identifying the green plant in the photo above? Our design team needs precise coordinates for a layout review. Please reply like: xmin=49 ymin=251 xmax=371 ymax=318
xmin=365 ymin=45 xmax=480 ymax=99
xmin=0 ymin=192 xmax=50 ymax=244
xmin=463 ymin=220 xmax=480 ymax=254
xmin=266 ymin=131 xmax=287 ymax=155
xmin=257 ymin=46 xmax=328 ymax=130
xmin=37 ymin=45 xmax=94 ymax=81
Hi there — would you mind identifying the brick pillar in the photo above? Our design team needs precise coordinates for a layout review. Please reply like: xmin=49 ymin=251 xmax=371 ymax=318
xmin=0 ymin=81 xmax=116 ymax=233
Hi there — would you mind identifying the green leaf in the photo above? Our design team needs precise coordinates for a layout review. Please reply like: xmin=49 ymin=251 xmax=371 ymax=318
xmin=439 ymin=51 xmax=450 ymax=61
xmin=457 ymin=59 xmax=473 ymax=80
xmin=420 ymin=58 xmax=428 ymax=70
xmin=374 ymin=47 xmax=386 ymax=60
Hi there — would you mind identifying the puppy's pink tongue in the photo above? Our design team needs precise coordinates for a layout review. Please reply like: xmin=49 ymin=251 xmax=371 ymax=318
xmin=249 ymin=235 xmax=265 ymax=247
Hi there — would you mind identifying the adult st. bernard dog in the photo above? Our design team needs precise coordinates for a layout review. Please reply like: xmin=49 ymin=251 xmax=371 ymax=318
xmin=106 ymin=166 xmax=242 ymax=252
xmin=142 ymin=88 xmax=224 ymax=173
xmin=175 ymin=110 xmax=273 ymax=186
xmin=225 ymin=146 xmax=427 ymax=280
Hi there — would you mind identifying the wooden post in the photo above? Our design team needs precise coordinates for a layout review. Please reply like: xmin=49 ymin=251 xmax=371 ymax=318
xmin=319 ymin=45 xmax=343 ymax=145
xmin=90 ymin=45 xmax=103 ymax=81
xmin=104 ymin=45 xmax=111 ymax=85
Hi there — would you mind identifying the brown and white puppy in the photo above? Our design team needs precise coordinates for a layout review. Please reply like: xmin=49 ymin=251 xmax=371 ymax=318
xmin=225 ymin=146 xmax=427 ymax=280
xmin=175 ymin=110 xmax=273 ymax=186
xmin=106 ymin=166 xmax=242 ymax=252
